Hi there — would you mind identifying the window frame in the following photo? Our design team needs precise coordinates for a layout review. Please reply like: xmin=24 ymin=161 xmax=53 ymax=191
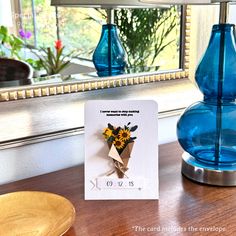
xmin=0 ymin=4 xmax=191 ymax=102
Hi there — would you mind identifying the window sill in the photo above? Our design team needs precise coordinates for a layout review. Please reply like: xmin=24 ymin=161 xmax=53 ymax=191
xmin=0 ymin=78 xmax=202 ymax=146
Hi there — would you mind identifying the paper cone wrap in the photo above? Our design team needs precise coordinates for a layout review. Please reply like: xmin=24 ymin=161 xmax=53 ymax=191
xmin=108 ymin=141 xmax=134 ymax=178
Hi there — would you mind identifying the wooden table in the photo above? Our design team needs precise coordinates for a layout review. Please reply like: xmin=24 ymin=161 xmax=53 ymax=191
xmin=0 ymin=142 xmax=235 ymax=235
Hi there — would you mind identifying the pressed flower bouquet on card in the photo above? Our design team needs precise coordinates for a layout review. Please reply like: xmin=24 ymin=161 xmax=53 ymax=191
xmin=103 ymin=123 xmax=138 ymax=178
xmin=85 ymin=100 xmax=158 ymax=200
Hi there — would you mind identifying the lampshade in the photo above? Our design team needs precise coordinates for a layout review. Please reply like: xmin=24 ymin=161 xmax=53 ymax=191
xmin=51 ymin=0 xmax=167 ymax=8
xmin=0 ymin=0 xmax=13 ymax=27
xmin=140 ymin=0 xmax=236 ymax=4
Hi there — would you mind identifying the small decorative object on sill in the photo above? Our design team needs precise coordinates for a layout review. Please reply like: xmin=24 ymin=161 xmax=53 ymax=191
xmin=103 ymin=122 xmax=137 ymax=178
xmin=141 ymin=0 xmax=236 ymax=186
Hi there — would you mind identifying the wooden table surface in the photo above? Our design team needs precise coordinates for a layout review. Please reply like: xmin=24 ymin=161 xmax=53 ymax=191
xmin=0 ymin=142 xmax=235 ymax=236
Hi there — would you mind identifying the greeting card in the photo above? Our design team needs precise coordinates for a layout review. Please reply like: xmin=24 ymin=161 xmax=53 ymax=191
xmin=85 ymin=100 xmax=158 ymax=200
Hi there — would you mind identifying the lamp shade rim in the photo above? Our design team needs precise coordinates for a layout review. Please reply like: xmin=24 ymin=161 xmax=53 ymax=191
xmin=51 ymin=0 xmax=169 ymax=8
xmin=51 ymin=0 xmax=236 ymax=7
xmin=139 ymin=0 xmax=236 ymax=5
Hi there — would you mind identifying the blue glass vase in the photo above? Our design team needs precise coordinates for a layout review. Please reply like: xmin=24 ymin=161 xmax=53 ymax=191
xmin=177 ymin=24 xmax=236 ymax=169
xmin=92 ymin=24 xmax=126 ymax=77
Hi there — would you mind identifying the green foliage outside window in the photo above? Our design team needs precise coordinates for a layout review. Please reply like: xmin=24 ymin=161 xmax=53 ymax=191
xmin=115 ymin=6 xmax=180 ymax=68
xmin=19 ymin=0 xmax=181 ymax=70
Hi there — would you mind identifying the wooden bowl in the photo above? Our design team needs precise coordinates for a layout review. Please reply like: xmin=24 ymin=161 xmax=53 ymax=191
xmin=0 ymin=191 xmax=76 ymax=236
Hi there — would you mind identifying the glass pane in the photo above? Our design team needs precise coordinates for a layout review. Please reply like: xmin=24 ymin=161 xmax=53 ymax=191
xmin=115 ymin=6 xmax=181 ymax=70
xmin=18 ymin=0 xmax=34 ymax=45
xmin=57 ymin=8 xmax=104 ymax=58
xmin=20 ymin=0 xmax=57 ymax=47
xmin=229 ymin=5 xmax=236 ymax=23
xmin=19 ymin=1 xmax=181 ymax=70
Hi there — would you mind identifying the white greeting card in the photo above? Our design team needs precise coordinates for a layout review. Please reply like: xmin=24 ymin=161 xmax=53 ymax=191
xmin=84 ymin=100 xmax=158 ymax=200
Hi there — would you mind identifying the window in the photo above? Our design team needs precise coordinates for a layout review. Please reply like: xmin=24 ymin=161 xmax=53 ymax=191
xmin=229 ymin=5 xmax=236 ymax=23
xmin=14 ymin=0 xmax=182 ymax=71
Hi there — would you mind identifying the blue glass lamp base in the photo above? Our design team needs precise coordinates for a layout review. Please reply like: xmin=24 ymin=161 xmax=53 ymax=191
xmin=182 ymin=152 xmax=236 ymax=186
xmin=97 ymin=68 xmax=125 ymax=77
xmin=92 ymin=24 xmax=126 ymax=77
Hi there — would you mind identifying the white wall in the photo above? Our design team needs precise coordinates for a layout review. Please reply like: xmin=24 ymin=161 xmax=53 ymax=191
xmin=0 ymin=115 xmax=180 ymax=185
xmin=189 ymin=5 xmax=219 ymax=83
xmin=189 ymin=4 xmax=236 ymax=83
xmin=0 ymin=0 xmax=12 ymax=27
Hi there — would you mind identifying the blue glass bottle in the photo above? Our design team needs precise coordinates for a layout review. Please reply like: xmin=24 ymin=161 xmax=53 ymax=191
xmin=177 ymin=24 xmax=236 ymax=169
xmin=92 ymin=24 xmax=126 ymax=77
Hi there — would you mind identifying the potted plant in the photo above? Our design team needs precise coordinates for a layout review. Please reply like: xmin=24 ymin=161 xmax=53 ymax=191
xmin=33 ymin=40 xmax=79 ymax=76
